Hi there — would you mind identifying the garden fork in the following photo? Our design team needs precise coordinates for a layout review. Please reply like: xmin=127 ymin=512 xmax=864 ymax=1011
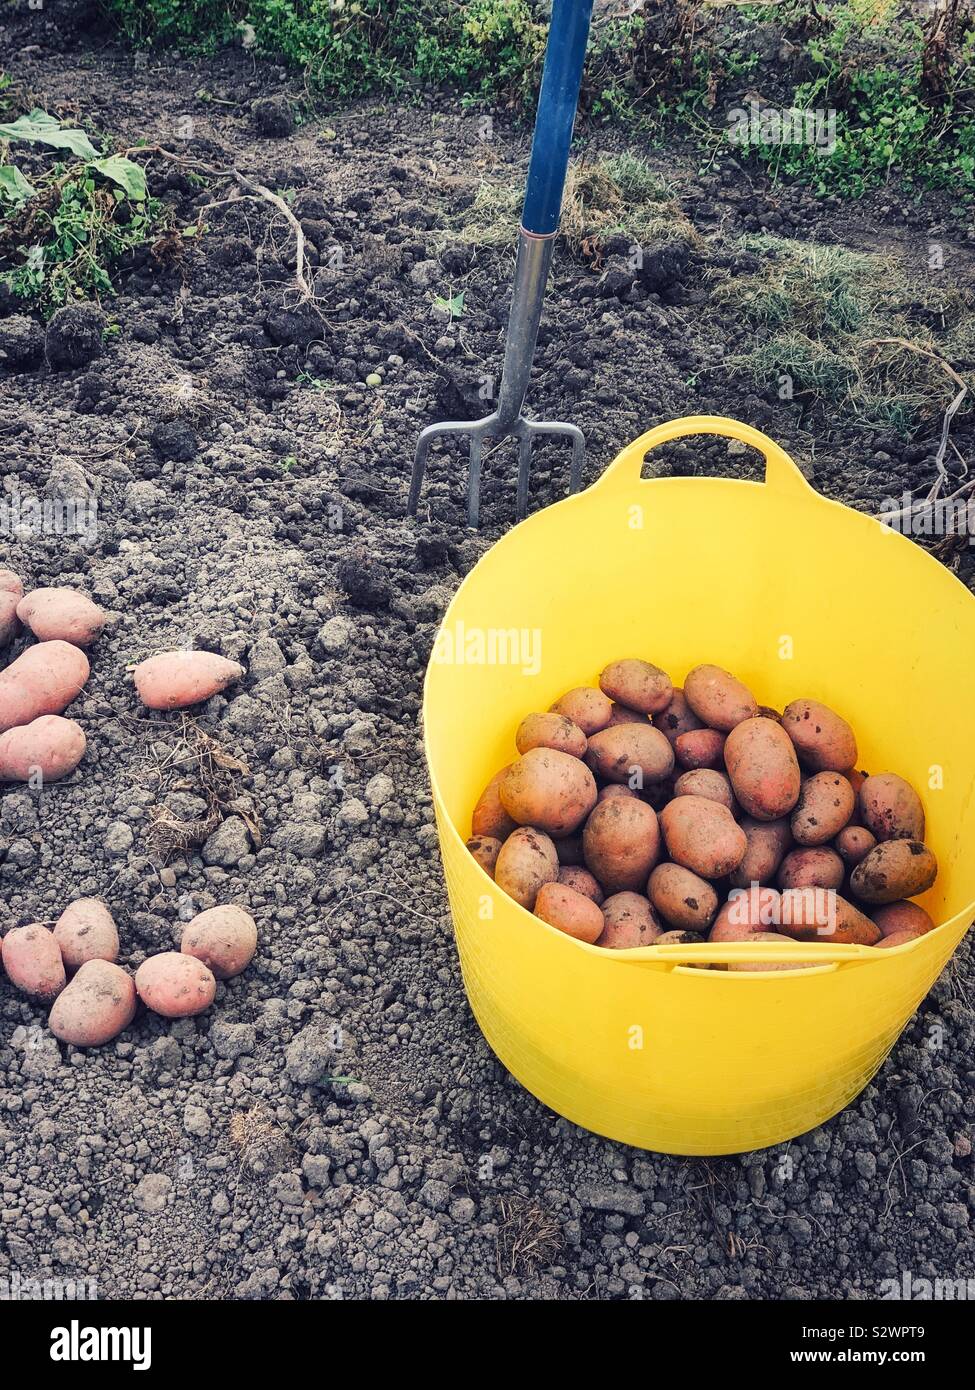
xmin=408 ymin=0 xmax=594 ymax=529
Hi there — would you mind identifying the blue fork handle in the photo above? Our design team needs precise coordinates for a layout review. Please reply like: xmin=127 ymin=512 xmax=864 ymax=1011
xmin=521 ymin=0 xmax=594 ymax=238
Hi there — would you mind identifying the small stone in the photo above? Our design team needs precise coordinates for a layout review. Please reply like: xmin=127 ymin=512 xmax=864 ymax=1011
xmin=202 ymin=816 xmax=252 ymax=868
xmin=183 ymin=1104 xmax=211 ymax=1138
xmin=285 ymin=1024 xmax=336 ymax=1085
xmin=134 ymin=1173 xmax=172 ymax=1213
xmin=103 ymin=822 xmax=134 ymax=856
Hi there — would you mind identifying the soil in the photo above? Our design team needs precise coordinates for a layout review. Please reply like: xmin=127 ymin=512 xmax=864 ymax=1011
xmin=1 ymin=9 xmax=973 ymax=1301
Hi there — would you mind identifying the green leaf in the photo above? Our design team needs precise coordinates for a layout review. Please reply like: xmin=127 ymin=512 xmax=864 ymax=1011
xmin=0 ymin=164 xmax=36 ymax=205
xmin=91 ymin=155 xmax=146 ymax=201
xmin=0 ymin=109 xmax=100 ymax=160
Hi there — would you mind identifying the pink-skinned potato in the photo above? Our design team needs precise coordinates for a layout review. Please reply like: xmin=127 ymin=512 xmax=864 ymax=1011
xmin=134 ymin=651 xmax=244 ymax=710
xmin=471 ymin=765 xmax=517 ymax=841
xmin=654 ymin=688 xmax=704 ymax=747
xmin=605 ymin=702 xmax=650 ymax=727
xmin=673 ymin=767 xmax=736 ymax=815
xmin=0 ymin=569 xmax=23 ymax=595
xmin=850 ymin=840 xmax=938 ymax=904
xmin=777 ymin=846 xmax=845 ymax=891
xmin=683 ymin=664 xmax=757 ymax=732
xmin=181 ymin=905 xmax=257 ymax=980
xmin=725 ymin=932 xmax=810 ymax=972
xmin=500 ymin=747 xmax=597 ymax=836
xmin=586 ymin=723 xmax=674 ymax=786
xmin=730 ymin=817 xmax=793 ymax=889
xmin=778 ymin=889 xmax=880 ymax=945
xmin=0 ymin=570 xmax=23 ymax=648
xmin=1 ymin=924 xmax=66 ymax=1000
xmin=494 ymin=827 xmax=559 ymax=910
xmin=781 ymin=698 xmax=857 ymax=772
xmin=54 ymin=899 xmax=119 ymax=970
xmin=48 ymin=960 xmax=136 ymax=1047
xmin=598 ymin=658 xmax=673 ymax=715
xmin=876 ymin=930 xmax=926 ymax=949
xmin=466 ymin=835 xmax=503 ymax=878
xmin=550 ymin=686 xmax=612 ymax=735
xmin=583 ymin=797 xmax=660 ymax=894
xmin=871 ymin=900 xmax=935 ymax=939
xmin=648 ymin=862 xmax=718 ymax=932
xmin=16 ymin=587 xmax=105 ymax=648
xmin=790 ymin=771 xmax=855 ymax=846
xmin=515 ymin=711 xmax=587 ymax=758
xmin=858 ymin=773 xmax=925 ymax=843
xmin=135 ymin=951 xmax=217 ymax=1018
xmin=0 ymin=640 xmax=90 ymax=733
xmin=723 ymin=717 xmax=801 ymax=821
xmin=557 ymin=865 xmax=604 ymax=904
xmin=598 ymin=782 xmax=638 ymax=802
xmin=674 ymin=728 xmax=725 ymax=771
xmin=597 ymin=892 xmax=663 ymax=948
xmin=710 ymin=887 xmax=782 ymax=940
xmin=659 ymin=795 xmax=747 ymax=879
xmin=534 ymin=882 xmax=604 ymax=944
xmin=0 ymin=715 xmax=85 ymax=783
xmin=834 ymin=824 xmax=876 ymax=867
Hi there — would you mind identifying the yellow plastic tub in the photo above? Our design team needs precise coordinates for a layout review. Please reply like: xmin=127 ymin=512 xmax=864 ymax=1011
xmin=423 ymin=416 xmax=975 ymax=1155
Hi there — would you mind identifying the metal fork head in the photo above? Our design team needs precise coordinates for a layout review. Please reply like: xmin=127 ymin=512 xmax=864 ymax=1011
xmin=408 ymin=410 xmax=585 ymax=530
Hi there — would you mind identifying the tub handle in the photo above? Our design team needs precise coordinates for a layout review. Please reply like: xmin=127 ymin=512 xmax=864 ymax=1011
xmin=596 ymin=414 xmax=813 ymax=496
xmin=638 ymin=940 xmax=879 ymax=969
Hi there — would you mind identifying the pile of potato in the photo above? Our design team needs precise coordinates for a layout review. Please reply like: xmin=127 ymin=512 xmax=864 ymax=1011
xmin=467 ymin=660 xmax=939 ymax=967
xmin=0 ymin=900 xmax=257 ymax=1045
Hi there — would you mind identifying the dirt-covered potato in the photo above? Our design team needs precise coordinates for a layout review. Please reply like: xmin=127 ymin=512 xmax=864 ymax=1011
xmin=0 ymin=640 xmax=90 ymax=734
xmin=48 ymin=960 xmax=136 ymax=1047
xmin=181 ymin=905 xmax=258 ymax=979
xmin=0 ymin=714 xmax=86 ymax=783
xmin=16 ymin=587 xmax=106 ymax=648
xmin=466 ymin=835 xmax=503 ymax=877
xmin=534 ymin=882 xmax=604 ymax=943
xmin=1 ymin=924 xmax=65 ymax=1000
xmin=875 ymin=930 xmax=924 ymax=948
xmin=730 ymin=818 xmax=793 ymax=889
xmin=605 ymin=703 xmax=650 ymax=727
xmin=494 ymin=827 xmax=559 ymax=909
xmin=597 ymin=892 xmax=663 ymax=948
xmin=583 ymin=797 xmax=660 ymax=893
xmin=54 ymin=899 xmax=119 ymax=970
xmin=598 ymin=658 xmax=673 ymax=715
xmin=135 ymin=951 xmax=217 ymax=1018
xmin=777 ymin=846 xmax=845 ymax=891
xmin=515 ymin=711 xmax=587 ymax=758
xmin=673 ymin=767 xmax=736 ymax=815
xmin=725 ymin=932 xmax=810 ymax=972
xmin=550 ymin=686 xmax=613 ymax=735
xmin=656 ymin=929 xmax=702 ymax=945
xmin=134 ymin=651 xmax=245 ymax=710
xmin=0 ymin=571 xmax=22 ymax=648
xmin=709 ymin=887 xmax=781 ymax=940
xmin=557 ymin=865 xmax=604 ymax=904
xmin=683 ymin=664 xmax=758 ymax=731
xmin=654 ymin=688 xmax=704 ymax=747
xmin=471 ymin=766 xmax=518 ymax=841
xmin=586 ymin=723 xmax=674 ymax=786
xmin=647 ymin=863 xmax=718 ymax=932
xmin=858 ymin=772 xmax=925 ymax=843
xmin=723 ymin=716 xmax=801 ymax=821
xmin=850 ymin=840 xmax=938 ymax=904
xmin=790 ymin=772 xmax=855 ymax=846
xmin=778 ymin=890 xmax=880 ymax=944
xmin=871 ymin=900 xmax=935 ymax=939
xmin=500 ymin=748 xmax=597 ymax=836
xmin=781 ymin=698 xmax=857 ymax=772
xmin=674 ymin=728 xmax=726 ymax=771
xmin=659 ymin=794 xmax=747 ymax=879
xmin=597 ymin=783 xmax=638 ymax=802
xmin=834 ymin=824 xmax=877 ymax=867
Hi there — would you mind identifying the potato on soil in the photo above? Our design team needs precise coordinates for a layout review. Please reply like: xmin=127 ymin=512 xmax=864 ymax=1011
xmin=494 ymin=827 xmax=559 ymax=910
xmin=659 ymin=795 xmax=747 ymax=879
xmin=0 ymin=714 xmax=86 ymax=783
xmin=673 ymin=767 xmax=736 ymax=815
xmin=550 ymin=686 xmax=612 ymax=735
xmin=605 ymin=703 xmax=650 ymax=727
xmin=48 ymin=960 xmax=136 ymax=1047
xmin=16 ymin=587 xmax=105 ymax=648
xmin=1 ymin=924 xmax=65 ymax=1000
xmin=586 ymin=723 xmax=674 ymax=785
xmin=858 ymin=772 xmax=925 ymax=843
xmin=850 ymin=840 xmax=938 ymax=904
xmin=558 ymin=866 xmax=604 ymax=904
xmin=778 ymin=890 xmax=880 ymax=944
xmin=730 ymin=818 xmax=793 ymax=889
xmin=134 ymin=651 xmax=245 ymax=710
xmin=723 ymin=717 xmax=801 ymax=821
xmin=583 ymin=797 xmax=660 ymax=893
xmin=500 ymin=747 xmax=597 ymax=836
xmin=515 ymin=711 xmax=587 ymax=758
xmin=472 ymin=765 xmax=517 ymax=841
xmin=181 ymin=905 xmax=257 ymax=980
xmin=871 ymin=900 xmax=935 ymax=939
xmin=725 ymin=932 xmax=810 ymax=972
xmin=790 ymin=772 xmax=855 ymax=846
xmin=0 ymin=569 xmax=23 ymax=595
xmin=834 ymin=824 xmax=877 ymax=867
xmin=777 ymin=846 xmax=845 ymax=891
xmin=709 ymin=887 xmax=782 ymax=940
xmin=597 ymin=892 xmax=664 ymax=948
xmin=135 ymin=951 xmax=217 ymax=1018
xmin=54 ymin=899 xmax=119 ymax=970
xmin=0 ymin=640 xmax=90 ymax=733
xmin=683 ymin=664 xmax=758 ymax=731
xmin=674 ymin=728 xmax=725 ymax=770
xmin=781 ymin=699 xmax=857 ymax=772
xmin=654 ymin=688 xmax=704 ymax=747
xmin=534 ymin=882 xmax=604 ymax=944
xmin=466 ymin=835 xmax=502 ymax=877
xmin=598 ymin=658 xmax=673 ymax=715
xmin=648 ymin=863 xmax=718 ymax=932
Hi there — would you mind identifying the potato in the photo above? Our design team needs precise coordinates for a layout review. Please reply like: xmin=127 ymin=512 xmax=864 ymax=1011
xmin=656 ymin=930 xmax=702 ymax=945
xmin=674 ymin=728 xmax=725 ymax=771
xmin=730 ymin=817 xmax=793 ymax=889
xmin=834 ymin=825 xmax=876 ymax=867
xmin=790 ymin=772 xmax=855 ymax=846
xmin=871 ymin=900 xmax=935 ymax=940
xmin=0 ymin=570 xmax=23 ymax=648
xmin=598 ymin=783 xmax=638 ymax=802
xmin=723 ymin=717 xmax=801 ymax=821
xmin=135 ymin=951 xmax=217 ymax=1018
xmin=0 ymin=640 xmax=90 ymax=733
xmin=710 ymin=887 xmax=781 ymax=940
xmin=648 ymin=863 xmax=718 ymax=932
xmin=54 ymin=899 xmax=119 ymax=970
xmin=500 ymin=748 xmax=597 ymax=836
xmin=597 ymin=892 xmax=664 ymax=948
xmin=850 ymin=840 xmax=938 ymax=904
xmin=725 ymin=932 xmax=810 ymax=972
xmin=134 ymin=651 xmax=245 ymax=710
xmin=550 ymin=686 xmax=612 ymax=735
xmin=605 ymin=703 xmax=650 ymax=727
xmin=472 ymin=765 xmax=518 ymax=841
xmin=858 ymin=772 xmax=925 ymax=843
xmin=0 ymin=568 xmax=23 ymax=595
xmin=515 ymin=711 xmax=587 ymax=758
xmin=654 ymin=688 xmax=704 ymax=747
xmin=16 ymin=587 xmax=105 ymax=648
xmin=0 ymin=715 xmax=85 ymax=783
xmin=778 ymin=889 xmax=880 ymax=944
xmin=534 ymin=882 xmax=604 ymax=943
xmin=876 ymin=930 xmax=926 ymax=949
xmin=583 ymin=797 xmax=660 ymax=893
xmin=558 ymin=865 xmax=604 ymax=904
xmin=659 ymin=795 xmax=747 ymax=879
xmin=673 ymin=767 xmax=736 ymax=815
xmin=781 ymin=698 xmax=857 ymax=772
xmin=2 ymin=924 xmax=66 ymax=999
xmin=586 ymin=724 xmax=674 ymax=786
xmin=494 ymin=827 xmax=559 ymax=909
xmin=777 ymin=846 xmax=844 ymax=891
xmin=599 ymin=658 xmax=673 ymax=715
xmin=181 ymin=905 xmax=257 ymax=980
xmin=467 ymin=835 xmax=502 ymax=877
xmin=757 ymin=706 xmax=782 ymax=722
xmin=683 ymin=664 xmax=757 ymax=731
xmin=48 ymin=960 xmax=136 ymax=1047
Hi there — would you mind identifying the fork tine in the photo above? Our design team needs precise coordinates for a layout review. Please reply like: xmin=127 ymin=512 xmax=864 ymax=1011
xmin=516 ymin=435 xmax=532 ymax=521
xmin=467 ymin=434 xmax=485 ymax=530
